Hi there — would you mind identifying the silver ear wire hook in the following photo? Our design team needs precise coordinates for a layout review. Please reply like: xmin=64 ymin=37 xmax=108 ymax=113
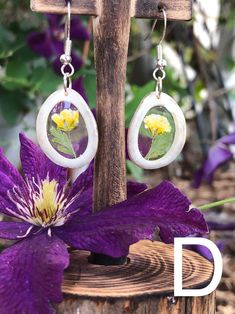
xmin=145 ymin=8 xmax=168 ymax=98
xmin=60 ymin=0 xmax=74 ymax=95
xmin=144 ymin=8 xmax=167 ymax=43
xmin=65 ymin=0 xmax=71 ymax=55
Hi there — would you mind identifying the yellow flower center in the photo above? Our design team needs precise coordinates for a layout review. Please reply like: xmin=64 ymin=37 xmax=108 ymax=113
xmin=144 ymin=114 xmax=171 ymax=138
xmin=52 ymin=109 xmax=79 ymax=132
xmin=33 ymin=179 xmax=66 ymax=226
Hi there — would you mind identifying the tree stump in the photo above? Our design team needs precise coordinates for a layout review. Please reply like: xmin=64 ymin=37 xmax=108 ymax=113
xmin=55 ymin=240 xmax=215 ymax=314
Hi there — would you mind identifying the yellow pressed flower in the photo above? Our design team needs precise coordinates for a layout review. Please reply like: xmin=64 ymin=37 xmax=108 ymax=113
xmin=144 ymin=114 xmax=171 ymax=138
xmin=52 ymin=109 xmax=79 ymax=132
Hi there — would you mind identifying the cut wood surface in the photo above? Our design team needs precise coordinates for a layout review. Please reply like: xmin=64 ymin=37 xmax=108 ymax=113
xmin=62 ymin=241 xmax=213 ymax=298
xmin=55 ymin=240 xmax=215 ymax=313
xmin=31 ymin=0 xmax=192 ymax=20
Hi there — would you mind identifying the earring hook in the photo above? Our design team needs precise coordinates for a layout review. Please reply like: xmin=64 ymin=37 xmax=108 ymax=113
xmin=144 ymin=8 xmax=167 ymax=43
xmin=60 ymin=0 xmax=74 ymax=95
xmin=65 ymin=0 xmax=71 ymax=42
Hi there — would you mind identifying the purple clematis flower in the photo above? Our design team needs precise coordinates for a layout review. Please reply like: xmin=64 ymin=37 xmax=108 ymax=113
xmin=193 ymin=132 xmax=235 ymax=188
xmin=28 ymin=14 xmax=90 ymax=74
xmin=0 ymin=134 xmax=208 ymax=313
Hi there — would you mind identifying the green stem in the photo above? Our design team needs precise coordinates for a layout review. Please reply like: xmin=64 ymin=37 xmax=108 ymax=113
xmin=68 ymin=131 xmax=77 ymax=158
xmin=199 ymin=197 xmax=235 ymax=211
xmin=145 ymin=138 xmax=155 ymax=160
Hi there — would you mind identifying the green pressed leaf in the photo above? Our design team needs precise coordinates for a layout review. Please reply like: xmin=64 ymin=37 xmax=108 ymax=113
xmin=145 ymin=132 xmax=174 ymax=160
xmin=142 ymin=108 xmax=176 ymax=160
xmin=49 ymin=127 xmax=76 ymax=158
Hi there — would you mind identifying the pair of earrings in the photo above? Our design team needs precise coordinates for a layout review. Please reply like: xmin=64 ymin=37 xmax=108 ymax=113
xmin=37 ymin=4 xmax=186 ymax=171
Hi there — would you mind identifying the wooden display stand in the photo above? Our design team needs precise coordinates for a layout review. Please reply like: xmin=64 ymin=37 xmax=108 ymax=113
xmin=31 ymin=1 xmax=215 ymax=313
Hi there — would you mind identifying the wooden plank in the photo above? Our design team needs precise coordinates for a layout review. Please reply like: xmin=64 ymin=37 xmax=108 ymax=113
xmin=134 ymin=0 xmax=192 ymax=20
xmin=31 ymin=0 xmax=192 ymax=21
xmin=30 ymin=0 xmax=98 ymax=15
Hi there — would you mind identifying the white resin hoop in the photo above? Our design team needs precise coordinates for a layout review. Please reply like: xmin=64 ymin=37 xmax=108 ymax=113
xmin=127 ymin=92 xmax=186 ymax=169
xmin=36 ymin=88 xmax=98 ymax=169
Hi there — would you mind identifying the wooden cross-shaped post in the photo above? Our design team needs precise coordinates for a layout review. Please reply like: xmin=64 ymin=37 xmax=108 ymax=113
xmin=30 ymin=1 xmax=215 ymax=313
xmin=31 ymin=1 xmax=192 ymax=218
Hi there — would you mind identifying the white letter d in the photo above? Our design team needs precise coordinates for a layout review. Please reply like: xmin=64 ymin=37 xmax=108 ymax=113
xmin=174 ymin=237 xmax=223 ymax=297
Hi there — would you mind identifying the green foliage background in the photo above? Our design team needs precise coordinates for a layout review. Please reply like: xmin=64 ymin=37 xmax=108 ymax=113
xmin=0 ymin=0 xmax=234 ymax=180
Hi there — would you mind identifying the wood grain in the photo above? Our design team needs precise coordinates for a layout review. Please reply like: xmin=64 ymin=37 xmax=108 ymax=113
xmin=92 ymin=0 xmax=130 ymax=211
xmin=31 ymin=0 xmax=98 ymax=15
xmin=134 ymin=0 xmax=192 ymax=20
xmin=30 ymin=0 xmax=192 ymax=21
xmin=55 ymin=241 xmax=215 ymax=313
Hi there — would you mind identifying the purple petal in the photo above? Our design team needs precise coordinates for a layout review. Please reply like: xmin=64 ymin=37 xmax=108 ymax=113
xmin=220 ymin=132 xmax=235 ymax=145
xmin=127 ymin=181 xmax=147 ymax=198
xmin=0 ymin=195 xmax=18 ymax=217
xmin=0 ymin=221 xmax=35 ymax=240
xmin=186 ymin=237 xmax=225 ymax=261
xmin=54 ymin=220 xmax=156 ymax=257
xmin=0 ymin=148 xmax=24 ymax=187
xmin=192 ymin=145 xmax=232 ymax=188
xmin=186 ymin=244 xmax=213 ymax=261
xmin=0 ymin=149 xmax=26 ymax=216
xmin=55 ymin=181 xmax=208 ymax=257
xmin=70 ymin=17 xmax=90 ymax=41
xmin=27 ymin=31 xmax=54 ymax=59
xmin=66 ymin=163 xmax=148 ymax=218
xmin=19 ymin=133 xmax=68 ymax=188
xmin=0 ymin=233 xmax=69 ymax=314
xmin=65 ymin=162 xmax=94 ymax=217
xmin=72 ymin=77 xmax=88 ymax=103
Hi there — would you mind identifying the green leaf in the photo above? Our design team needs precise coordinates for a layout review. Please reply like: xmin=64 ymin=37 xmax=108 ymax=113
xmin=126 ymin=160 xmax=144 ymax=181
xmin=81 ymin=70 xmax=96 ymax=108
xmin=32 ymin=68 xmax=61 ymax=95
xmin=49 ymin=126 xmax=76 ymax=157
xmin=0 ymin=87 xmax=26 ymax=125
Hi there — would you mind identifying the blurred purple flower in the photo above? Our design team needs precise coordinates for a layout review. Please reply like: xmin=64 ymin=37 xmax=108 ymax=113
xmin=192 ymin=132 xmax=235 ymax=188
xmin=27 ymin=14 xmax=90 ymax=74
xmin=0 ymin=134 xmax=207 ymax=313
xmin=72 ymin=76 xmax=88 ymax=103
xmin=186 ymin=237 xmax=225 ymax=261
xmin=207 ymin=221 xmax=235 ymax=231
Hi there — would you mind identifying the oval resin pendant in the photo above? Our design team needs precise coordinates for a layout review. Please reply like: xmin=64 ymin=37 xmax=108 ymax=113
xmin=127 ymin=92 xmax=186 ymax=169
xmin=36 ymin=88 xmax=98 ymax=169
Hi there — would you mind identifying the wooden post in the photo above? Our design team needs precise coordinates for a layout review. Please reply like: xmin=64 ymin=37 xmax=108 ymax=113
xmin=31 ymin=1 xmax=215 ymax=313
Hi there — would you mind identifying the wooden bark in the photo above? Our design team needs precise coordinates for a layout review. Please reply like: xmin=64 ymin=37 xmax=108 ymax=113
xmin=92 ymin=0 xmax=131 ymax=211
xmin=55 ymin=241 xmax=215 ymax=314
xmin=56 ymin=294 xmax=216 ymax=314
xmin=31 ymin=0 xmax=192 ymax=20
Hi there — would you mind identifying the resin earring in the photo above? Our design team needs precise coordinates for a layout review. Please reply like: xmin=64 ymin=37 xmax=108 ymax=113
xmin=36 ymin=1 xmax=98 ymax=169
xmin=127 ymin=9 xmax=186 ymax=170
